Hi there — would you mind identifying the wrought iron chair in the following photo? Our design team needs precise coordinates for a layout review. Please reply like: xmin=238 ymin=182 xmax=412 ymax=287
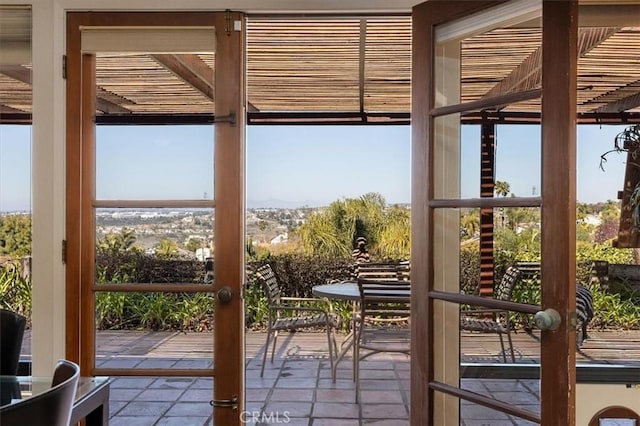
xmin=459 ymin=266 xmax=523 ymax=362
xmin=354 ymin=278 xmax=411 ymax=402
xmin=0 ymin=360 xmax=79 ymax=426
xmin=255 ymin=264 xmax=339 ymax=378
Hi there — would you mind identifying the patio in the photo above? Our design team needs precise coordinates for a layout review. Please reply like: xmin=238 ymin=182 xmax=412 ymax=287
xmin=20 ymin=328 xmax=640 ymax=425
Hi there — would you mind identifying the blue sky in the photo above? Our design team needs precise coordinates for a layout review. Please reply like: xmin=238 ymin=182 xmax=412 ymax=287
xmin=0 ymin=123 xmax=630 ymax=212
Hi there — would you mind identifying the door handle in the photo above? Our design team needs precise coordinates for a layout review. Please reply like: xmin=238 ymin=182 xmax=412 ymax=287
xmin=216 ymin=286 xmax=233 ymax=304
xmin=534 ymin=308 xmax=561 ymax=331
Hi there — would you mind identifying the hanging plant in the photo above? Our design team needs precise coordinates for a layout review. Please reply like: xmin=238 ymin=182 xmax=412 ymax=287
xmin=600 ymin=124 xmax=640 ymax=170
xmin=601 ymin=124 xmax=640 ymax=230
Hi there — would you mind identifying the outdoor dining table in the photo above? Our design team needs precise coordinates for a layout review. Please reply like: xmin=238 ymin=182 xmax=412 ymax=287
xmin=312 ymin=281 xmax=411 ymax=381
xmin=312 ymin=282 xmax=361 ymax=302
xmin=313 ymin=281 xmax=411 ymax=301
xmin=312 ymin=282 xmax=361 ymax=381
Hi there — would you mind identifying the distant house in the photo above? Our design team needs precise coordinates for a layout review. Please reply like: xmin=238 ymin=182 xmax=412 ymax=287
xmin=196 ymin=247 xmax=211 ymax=261
xmin=270 ymin=233 xmax=288 ymax=245
xmin=579 ymin=214 xmax=602 ymax=227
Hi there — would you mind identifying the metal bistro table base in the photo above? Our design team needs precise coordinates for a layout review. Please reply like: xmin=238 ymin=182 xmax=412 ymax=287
xmin=312 ymin=282 xmax=361 ymax=382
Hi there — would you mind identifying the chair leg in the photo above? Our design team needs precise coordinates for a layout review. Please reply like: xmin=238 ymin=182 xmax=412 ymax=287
xmin=270 ymin=330 xmax=279 ymax=362
xmin=261 ymin=327 xmax=272 ymax=378
xmin=498 ymin=334 xmax=508 ymax=363
xmin=354 ymin=323 xmax=363 ymax=403
xmin=330 ymin=322 xmax=340 ymax=380
xmin=325 ymin=323 xmax=336 ymax=381
xmin=506 ymin=330 xmax=515 ymax=362
xmin=351 ymin=315 xmax=361 ymax=382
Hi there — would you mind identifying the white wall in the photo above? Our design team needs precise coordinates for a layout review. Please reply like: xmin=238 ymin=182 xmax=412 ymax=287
xmin=576 ymin=383 xmax=640 ymax=425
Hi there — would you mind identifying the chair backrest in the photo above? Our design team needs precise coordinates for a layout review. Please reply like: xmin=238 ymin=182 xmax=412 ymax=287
xmin=397 ymin=260 xmax=411 ymax=281
xmin=0 ymin=360 xmax=79 ymax=426
xmin=358 ymin=278 xmax=411 ymax=322
xmin=494 ymin=267 xmax=523 ymax=302
xmin=356 ymin=261 xmax=409 ymax=282
xmin=0 ymin=309 xmax=27 ymax=375
xmin=255 ymin=264 xmax=281 ymax=305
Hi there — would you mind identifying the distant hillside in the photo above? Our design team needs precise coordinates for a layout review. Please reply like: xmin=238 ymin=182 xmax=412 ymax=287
xmin=246 ymin=198 xmax=325 ymax=209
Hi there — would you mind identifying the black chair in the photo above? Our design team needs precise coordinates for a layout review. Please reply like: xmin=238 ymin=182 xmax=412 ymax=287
xmin=0 ymin=377 xmax=21 ymax=407
xmin=0 ymin=309 xmax=26 ymax=376
xmin=0 ymin=360 xmax=79 ymax=426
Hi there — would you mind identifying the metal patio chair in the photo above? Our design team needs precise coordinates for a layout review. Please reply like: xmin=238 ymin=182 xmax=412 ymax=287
xmin=459 ymin=266 xmax=523 ymax=362
xmin=354 ymin=278 xmax=411 ymax=402
xmin=255 ymin=264 xmax=339 ymax=379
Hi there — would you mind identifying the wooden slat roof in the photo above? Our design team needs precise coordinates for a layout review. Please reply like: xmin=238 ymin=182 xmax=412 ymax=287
xmin=1 ymin=11 xmax=640 ymax=124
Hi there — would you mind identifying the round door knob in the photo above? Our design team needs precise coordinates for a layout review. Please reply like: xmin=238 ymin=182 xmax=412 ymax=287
xmin=534 ymin=308 xmax=561 ymax=331
xmin=216 ymin=286 xmax=233 ymax=304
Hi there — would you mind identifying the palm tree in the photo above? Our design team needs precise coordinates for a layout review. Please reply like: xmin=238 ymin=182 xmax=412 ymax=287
xmin=298 ymin=212 xmax=348 ymax=257
xmin=495 ymin=180 xmax=511 ymax=197
xmin=155 ymin=239 xmax=179 ymax=258
xmin=97 ymin=228 xmax=139 ymax=254
xmin=297 ymin=192 xmax=402 ymax=258
xmin=377 ymin=205 xmax=410 ymax=258
xmin=460 ymin=210 xmax=480 ymax=240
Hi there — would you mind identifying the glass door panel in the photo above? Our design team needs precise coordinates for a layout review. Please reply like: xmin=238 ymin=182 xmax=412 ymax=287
xmin=432 ymin=6 xmax=545 ymax=421
xmin=0 ymin=5 xmax=32 ymax=373
xmin=573 ymin=4 xmax=640 ymax=425
xmin=89 ymin=31 xmax=217 ymax=378
xmin=67 ymin=11 xmax=246 ymax=425
xmin=411 ymin=1 xmax=566 ymax=424
xmin=95 ymin=125 xmax=214 ymax=201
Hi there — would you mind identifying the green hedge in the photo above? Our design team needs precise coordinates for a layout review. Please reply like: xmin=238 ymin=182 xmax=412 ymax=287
xmin=3 ymin=247 xmax=640 ymax=332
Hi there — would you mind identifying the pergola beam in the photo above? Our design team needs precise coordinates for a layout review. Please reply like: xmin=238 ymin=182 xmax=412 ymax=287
xmin=593 ymin=81 xmax=640 ymax=113
xmin=0 ymin=64 xmax=131 ymax=114
xmin=482 ymin=27 xmax=619 ymax=99
xmin=151 ymin=53 xmax=259 ymax=112
xmin=0 ymin=64 xmax=31 ymax=84
xmin=152 ymin=54 xmax=215 ymax=100
xmin=95 ymin=87 xmax=132 ymax=114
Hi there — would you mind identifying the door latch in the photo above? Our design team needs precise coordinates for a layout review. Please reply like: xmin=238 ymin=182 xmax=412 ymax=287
xmin=210 ymin=394 xmax=238 ymax=410
xmin=216 ymin=286 xmax=233 ymax=304
xmin=534 ymin=308 xmax=561 ymax=331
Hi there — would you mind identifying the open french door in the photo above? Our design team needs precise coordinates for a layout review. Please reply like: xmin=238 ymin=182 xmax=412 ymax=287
xmin=411 ymin=1 xmax=577 ymax=425
xmin=65 ymin=11 xmax=246 ymax=425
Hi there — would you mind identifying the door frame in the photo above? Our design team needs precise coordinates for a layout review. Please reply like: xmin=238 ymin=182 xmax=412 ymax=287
xmin=65 ymin=11 xmax=246 ymax=425
xmin=411 ymin=1 xmax=577 ymax=424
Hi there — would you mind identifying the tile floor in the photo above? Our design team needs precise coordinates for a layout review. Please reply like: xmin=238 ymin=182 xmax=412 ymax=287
xmin=96 ymin=331 xmax=542 ymax=425
xmin=26 ymin=328 xmax=640 ymax=424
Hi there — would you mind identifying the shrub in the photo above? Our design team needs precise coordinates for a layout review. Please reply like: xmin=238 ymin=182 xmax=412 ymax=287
xmin=248 ymin=253 xmax=355 ymax=298
xmin=591 ymin=282 xmax=640 ymax=329
xmin=0 ymin=260 xmax=32 ymax=324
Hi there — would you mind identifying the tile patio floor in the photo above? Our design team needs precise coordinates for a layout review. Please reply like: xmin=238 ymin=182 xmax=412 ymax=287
xmin=100 ymin=331 xmax=543 ymax=425
xmin=21 ymin=329 xmax=640 ymax=425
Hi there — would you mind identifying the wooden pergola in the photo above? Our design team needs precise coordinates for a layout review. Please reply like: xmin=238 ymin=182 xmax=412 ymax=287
xmin=2 ymin=12 xmax=640 ymax=124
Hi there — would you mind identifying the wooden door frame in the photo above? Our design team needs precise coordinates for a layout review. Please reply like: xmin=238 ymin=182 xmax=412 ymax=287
xmin=65 ymin=11 xmax=246 ymax=425
xmin=411 ymin=0 xmax=577 ymax=424
xmin=540 ymin=1 xmax=578 ymax=423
